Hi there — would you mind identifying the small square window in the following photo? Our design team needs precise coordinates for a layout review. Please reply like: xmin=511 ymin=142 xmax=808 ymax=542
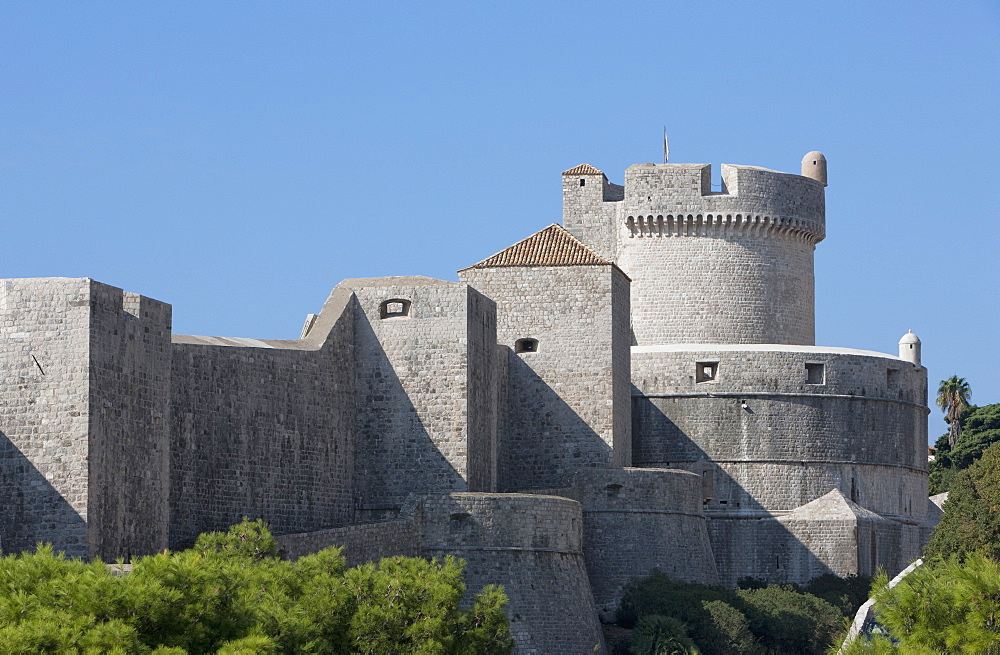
xmin=805 ymin=363 xmax=825 ymax=385
xmin=696 ymin=361 xmax=718 ymax=383
xmin=515 ymin=338 xmax=538 ymax=353
xmin=379 ymin=298 xmax=411 ymax=319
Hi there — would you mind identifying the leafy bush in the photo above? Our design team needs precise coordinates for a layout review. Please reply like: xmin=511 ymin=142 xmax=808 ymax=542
xmin=631 ymin=615 xmax=699 ymax=654
xmin=737 ymin=585 xmax=842 ymax=654
xmin=620 ymin=570 xmax=848 ymax=655
xmin=926 ymin=441 xmax=1000 ymax=561
xmin=618 ymin=570 xmax=738 ymax=653
xmin=0 ymin=519 xmax=513 ymax=654
xmin=929 ymin=403 xmax=1000 ymax=494
xmin=801 ymin=573 xmax=871 ymax=618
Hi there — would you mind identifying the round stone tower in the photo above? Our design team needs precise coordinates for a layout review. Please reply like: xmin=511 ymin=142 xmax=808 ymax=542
xmin=609 ymin=157 xmax=827 ymax=345
xmin=417 ymin=493 xmax=606 ymax=654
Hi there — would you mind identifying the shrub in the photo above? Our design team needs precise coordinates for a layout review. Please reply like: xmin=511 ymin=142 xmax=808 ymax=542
xmin=0 ymin=519 xmax=513 ymax=654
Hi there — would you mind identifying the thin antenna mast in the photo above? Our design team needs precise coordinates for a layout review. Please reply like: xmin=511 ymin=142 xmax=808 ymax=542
xmin=663 ymin=127 xmax=669 ymax=164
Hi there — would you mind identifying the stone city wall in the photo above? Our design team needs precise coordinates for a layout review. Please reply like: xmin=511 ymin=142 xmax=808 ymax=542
xmin=417 ymin=493 xmax=606 ymax=655
xmin=565 ymin=468 xmax=718 ymax=619
xmin=460 ymin=265 xmax=630 ymax=491
xmin=168 ymin=289 xmax=355 ymax=548
xmin=345 ymin=278 xmax=495 ymax=519
xmin=88 ymin=283 xmax=172 ymax=559
xmin=277 ymin=519 xmax=418 ymax=565
xmin=632 ymin=346 xmax=928 ymax=518
xmin=0 ymin=278 xmax=101 ymax=557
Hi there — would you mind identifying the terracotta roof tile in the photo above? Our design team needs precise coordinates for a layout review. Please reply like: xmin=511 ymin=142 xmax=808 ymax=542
xmin=562 ymin=163 xmax=604 ymax=176
xmin=461 ymin=224 xmax=612 ymax=270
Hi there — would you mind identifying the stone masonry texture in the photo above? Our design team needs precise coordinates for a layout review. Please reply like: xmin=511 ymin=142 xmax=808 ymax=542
xmin=0 ymin=149 xmax=936 ymax=654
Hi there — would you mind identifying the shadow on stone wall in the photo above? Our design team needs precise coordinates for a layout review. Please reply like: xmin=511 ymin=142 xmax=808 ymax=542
xmin=499 ymin=353 xmax=613 ymax=492
xmin=353 ymin=316 xmax=466 ymax=522
xmin=630 ymin=395 xmax=864 ymax=587
xmin=0 ymin=431 xmax=87 ymax=557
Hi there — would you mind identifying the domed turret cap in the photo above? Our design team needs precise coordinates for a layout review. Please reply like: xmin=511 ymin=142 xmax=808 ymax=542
xmin=801 ymin=151 xmax=828 ymax=186
xmin=899 ymin=330 xmax=921 ymax=344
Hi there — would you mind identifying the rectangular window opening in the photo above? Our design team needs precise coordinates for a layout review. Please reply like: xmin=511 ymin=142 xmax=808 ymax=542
xmin=696 ymin=361 xmax=718 ymax=383
xmin=805 ymin=362 xmax=825 ymax=385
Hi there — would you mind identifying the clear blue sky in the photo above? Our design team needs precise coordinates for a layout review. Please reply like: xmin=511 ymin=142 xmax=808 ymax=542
xmin=3 ymin=2 xmax=998 ymax=438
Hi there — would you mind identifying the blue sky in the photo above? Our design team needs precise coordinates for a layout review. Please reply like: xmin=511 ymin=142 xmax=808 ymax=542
xmin=3 ymin=2 xmax=998 ymax=436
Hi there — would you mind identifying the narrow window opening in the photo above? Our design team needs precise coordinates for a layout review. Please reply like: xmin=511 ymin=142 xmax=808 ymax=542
xmin=851 ymin=477 xmax=858 ymax=503
xmin=606 ymin=483 xmax=622 ymax=498
xmin=379 ymin=298 xmax=411 ymax=319
xmin=579 ymin=178 xmax=586 ymax=187
xmin=805 ymin=362 xmax=825 ymax=385
xmin=515 ymin=338 xmax=538 ymax=354
xmin=696 ymin=361 xmax=718 ymax=383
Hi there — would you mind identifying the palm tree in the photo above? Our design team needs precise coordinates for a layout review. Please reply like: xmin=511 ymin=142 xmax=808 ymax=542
xmin=936 ymin=376 xmax=972 ymax=449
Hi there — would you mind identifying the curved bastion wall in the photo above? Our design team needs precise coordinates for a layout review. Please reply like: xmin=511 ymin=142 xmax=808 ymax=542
xmin=563 ymin=468 xmax=718 ymax=620
xmin=615 ymin=164 xmax=825 ymax=346
xmin=416 ymin=493 xmax=605 ymax=655
xmin=631 ymin=345 xmax=928 ymax=519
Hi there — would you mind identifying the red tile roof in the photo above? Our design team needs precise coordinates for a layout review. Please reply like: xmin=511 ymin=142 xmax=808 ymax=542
xmin=562 ymin=163 xmax=604 ymax=176
xmin=461 ymin=224 xmax=612 ymax=270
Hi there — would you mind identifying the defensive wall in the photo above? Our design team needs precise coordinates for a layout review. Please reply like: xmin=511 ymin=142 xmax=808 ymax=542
xmin=417 ymin=493 xmax=605 ymax=655
xmin=631 ymin=344 xmax=928 ymax=518
xmin=168 ymin=287 xmax=355 ymax=548
xmin=339 ymin=277 xmax=499 ymax=520
xmin=0 ymin=278 xmax=171 ymax=558
xmin=0 ymin=148 xmax=938 ymax=654
xmin=558 ymin=468 xmax=718 ymax=620
xmin=460 ymin=229 xmax=632 ymax=490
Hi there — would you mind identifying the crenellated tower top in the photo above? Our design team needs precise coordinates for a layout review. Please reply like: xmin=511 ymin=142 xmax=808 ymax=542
xmin=562 ymin=152 xmax=829 ymax=346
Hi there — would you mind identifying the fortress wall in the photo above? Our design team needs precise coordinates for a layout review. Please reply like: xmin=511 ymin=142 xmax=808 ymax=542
xmin=277 ymin=519 xmax=418 ymax=565
xmin=0 ymin=278 xmax=94 ymax=556
xmin=611 ymin=271 xmax=632 ymax=466
xmin=168 ymin=297 xmax=355 ymax=548
xmin=619 ymin=232 xmax=816 ymax=345
xmin=566 ymin=468 xmax=718 ymax=619
xmin=493 ymin=344 xmax=509 ymax=491
xmin=460 ymin=266 xmax=628 ymax=491
xmin=347 ymin=279 xmax=483 ymax=519
xmin=87 ymin=283 xmax=172 ymax=558
xmin=466 ymin=287 xmax=498 ymax=492
xmin=633 ymin=349 xmax=928 ymax=517
xmin=708 ymin=515 xmax=867 ymax=586
xmin=417 ymin=493 xmax=606 ymax=655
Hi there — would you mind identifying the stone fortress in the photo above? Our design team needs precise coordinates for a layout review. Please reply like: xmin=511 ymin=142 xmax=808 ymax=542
xmin=0 ymin=149 xmax=940 ymax=653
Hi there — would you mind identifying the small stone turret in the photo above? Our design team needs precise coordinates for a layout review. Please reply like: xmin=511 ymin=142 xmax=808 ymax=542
xmin=899 ymin=330 xmax=921 ymax=365
xmin=801 ymin=151 xmax=828 ymax=186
